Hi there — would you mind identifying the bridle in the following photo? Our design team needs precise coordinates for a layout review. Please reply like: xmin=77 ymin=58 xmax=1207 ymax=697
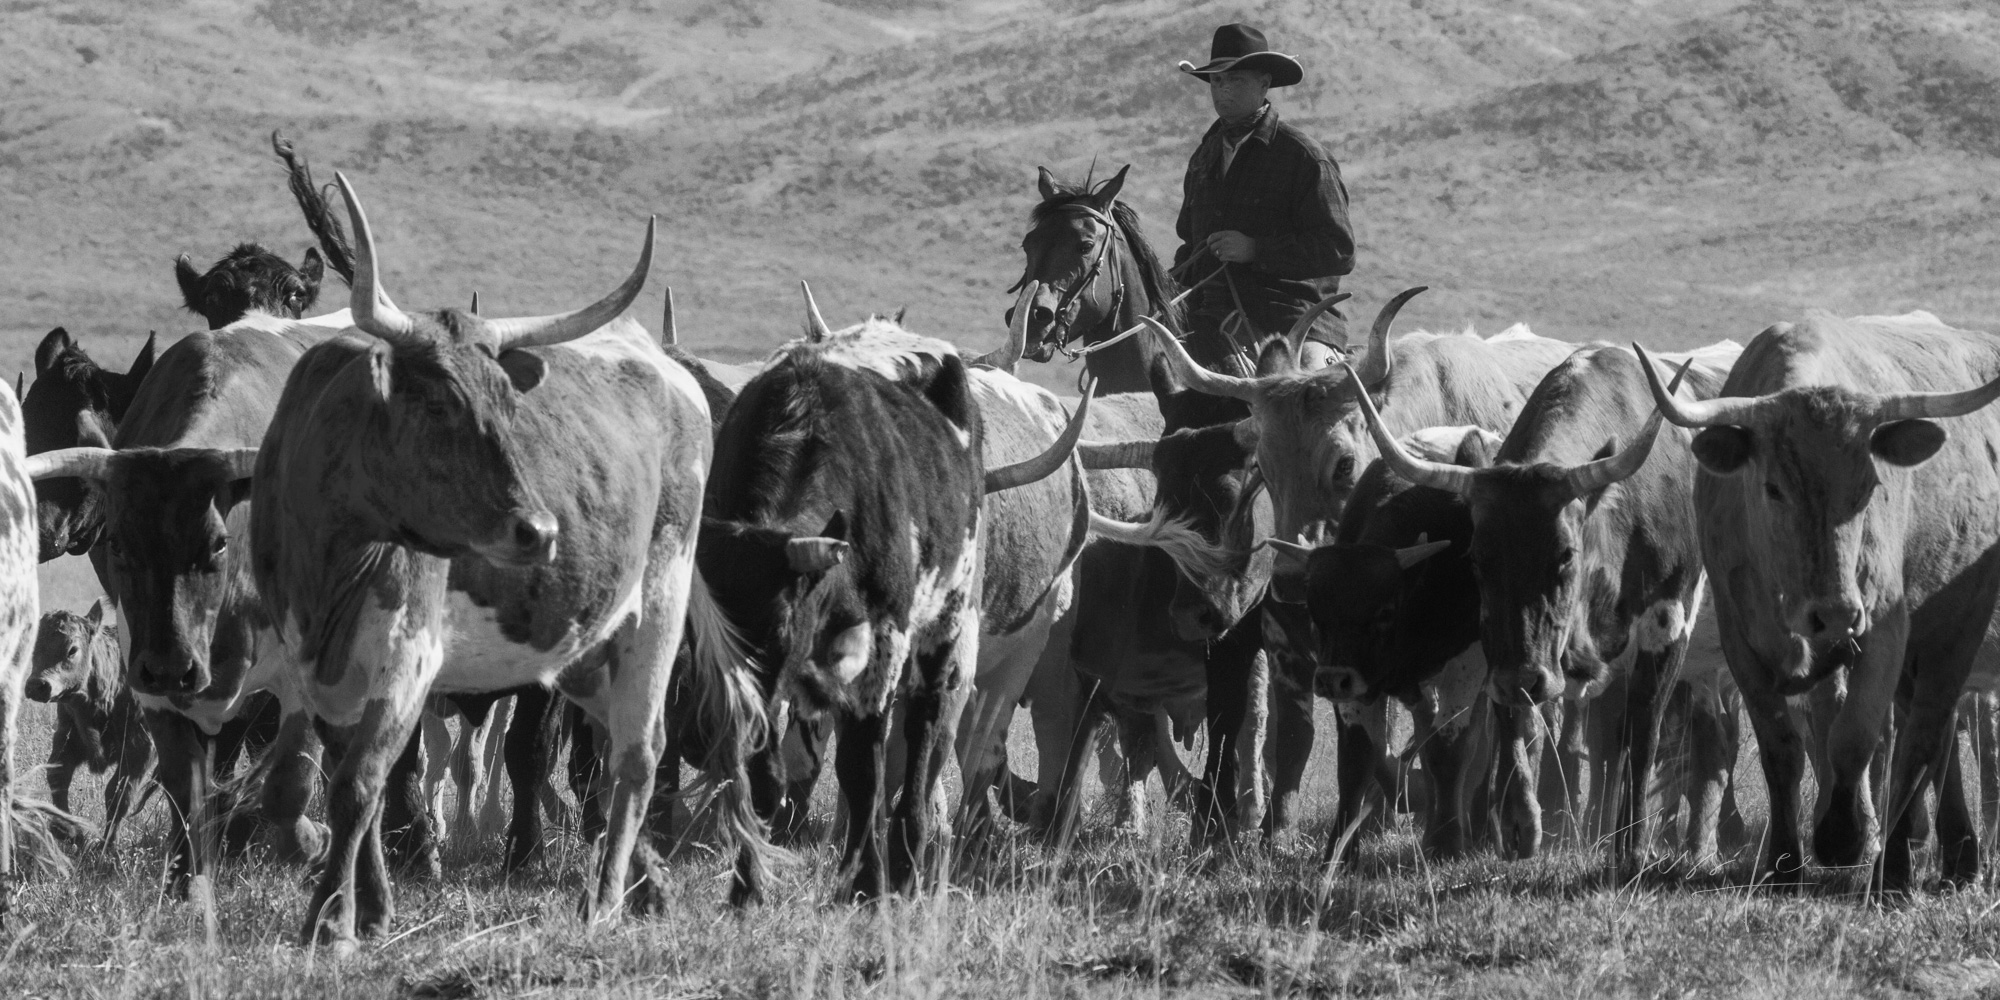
xmin=1016 ymin=203 xmax=1128 ymax=362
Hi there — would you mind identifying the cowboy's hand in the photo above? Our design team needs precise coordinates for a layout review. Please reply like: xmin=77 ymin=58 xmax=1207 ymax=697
xmin=1206 ymin=230 xmax=1257 ymax=263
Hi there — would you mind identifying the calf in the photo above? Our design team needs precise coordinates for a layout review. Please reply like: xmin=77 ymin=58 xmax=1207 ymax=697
xmin=1281 ymin=426 xmax=1494 ymax=862
xmin=24 ymin=601 xmax=153 ymax=846
xmin=691 ymin=318 xmax=985 ymax=902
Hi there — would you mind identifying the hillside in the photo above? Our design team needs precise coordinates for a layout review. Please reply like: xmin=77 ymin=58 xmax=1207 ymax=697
xmin=4 ymin=0 xmax=1999 ymax=398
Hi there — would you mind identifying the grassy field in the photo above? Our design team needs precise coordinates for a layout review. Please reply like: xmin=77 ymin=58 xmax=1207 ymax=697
xmin=6 ymin=665 xmax=2000 ymax=999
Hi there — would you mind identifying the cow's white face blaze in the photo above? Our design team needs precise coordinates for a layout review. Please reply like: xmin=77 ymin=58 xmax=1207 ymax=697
xmin=1251 ymin=376 xmax=1372 ymax=601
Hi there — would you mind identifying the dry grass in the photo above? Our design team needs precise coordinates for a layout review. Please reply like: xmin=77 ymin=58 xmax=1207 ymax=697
xmin=6 ymin=690 xmax=2000 ymax=999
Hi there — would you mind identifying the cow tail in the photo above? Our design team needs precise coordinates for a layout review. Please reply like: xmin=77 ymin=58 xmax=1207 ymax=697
xmin=682 ymin=569 xmax=788 ymax=904
xmin=1087 ymin=509 xmax=1244 ymax=580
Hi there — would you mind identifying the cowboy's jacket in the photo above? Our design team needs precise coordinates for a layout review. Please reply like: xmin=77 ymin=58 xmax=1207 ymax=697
xmin=1174 ymin=105 xmax=1355 ymax=345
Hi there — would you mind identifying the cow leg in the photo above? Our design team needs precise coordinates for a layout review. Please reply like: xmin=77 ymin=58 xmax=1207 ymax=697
xmin=503 ymin=686 xmax=556 ymax=872
xmin=1812 ymin=613 xmax=1908 ymax=872
xmin=1683 ymin=676 xmax=1737 ymax=867
xmin=100 ymin=718 xmax=156 ymax=851
xmin=1491 ymin=699 xmax=1546 ymax=860
xmin=45 ymin=713 xmax=79 ymax=815
xmin=1111 ymin=709 xmax=1158 ymax=832
xmin=259 ymin=709 xmax=324 ymax=864
xmin=1046 ymin=687 xmax=1110 ymax=851
xmin=1323 ymin=700 xmax=1384 ymax=867
xmin=956 ymin=605 xmax=1053 ymax=847
xmin=568 ymin=705 xmax=607 ymax=846
xmin=1542 ymin=699 xmax=1587 ymax=843
xmin=473 ymin=695 xmax=515 ymax=841
xmin=380 ymin=726 xmax=440 ymax=879
xmin=1261 ymin=636 xmax=1317 ymax=840
xmin=835 ymin=712 xmax=888 ymax=902
xmin=302 ymin=706 xmax=412 ymax=951
xmin=421 ymin=708 xmax=459 ymax=845
xmin=1935 ymin=717 xmax=1979 ymax=888
xmin=145 ymin=709 xmax=216 ymax=898
xmin=1971 ymin=691 xmax=2000 ymax=844
xmin=1617 ymin=637 xmax=1688 ymax=867
xmin=212 ymin=697 xmax=275 ymax=858
xmin=895 ymin=627 xmax=974 ymax=895
xmin=775 ymin=714 xmax=831 ymax=844
xmin=1192 ymin=616 xmax=1260 ymax=849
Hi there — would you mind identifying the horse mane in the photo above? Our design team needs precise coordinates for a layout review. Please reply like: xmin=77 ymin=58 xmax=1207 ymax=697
xmin=1027 ymin=178 xmax=1186 ymax=333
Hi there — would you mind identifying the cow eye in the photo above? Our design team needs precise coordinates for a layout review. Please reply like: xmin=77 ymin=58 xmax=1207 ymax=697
xmin=1333 ymin=456 xmax=1356 ymax=482
xmin=210 ymin=536 xmax=228 ymax=556
xmin=65 ymin=644 xmax=79 ymax=661
xmin=1764 ymin=482 xmax=1786 ymax=504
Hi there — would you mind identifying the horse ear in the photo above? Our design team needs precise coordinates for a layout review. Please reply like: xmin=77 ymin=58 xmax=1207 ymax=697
xmin=1090 ymin=164 xmax=1131 ymax=208
xmin=1036 ymin=166 xmax=1058 ymax=203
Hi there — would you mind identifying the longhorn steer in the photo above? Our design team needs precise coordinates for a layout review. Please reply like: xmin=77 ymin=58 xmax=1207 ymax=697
xmin=251 ymin=175 xmax=751 ymax=949
xmin=27 ymin=309 xmax=342 ymax=896
xmin=1 ymin=380 xmax=42 ymax=930
xmin=1637 ymin=312 xmax=2000 ymax=890
xmin=1150 ymin=292 xmax=1577 ymax=837
xmin=1365 ymin=344 xmax=1740 ymax=865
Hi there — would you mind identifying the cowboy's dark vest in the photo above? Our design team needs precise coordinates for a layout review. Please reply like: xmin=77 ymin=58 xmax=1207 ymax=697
xmin=1174 ymin=105 xmax=1355 ymax=346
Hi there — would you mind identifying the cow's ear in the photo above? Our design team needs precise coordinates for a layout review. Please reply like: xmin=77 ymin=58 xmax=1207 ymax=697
xmin=300 ymin=247 xmax=325 ymax=289
xmin=1872 ymin=419 xmax=1947 ymax=468
xmin=1455 ymin=430 xmax=1497 ymax=470
xmin=35 ymin=327 xmax=73 ymax=379
xmin=127 ymin=331 xmax=158 ymax=389
xmin=498 ymin=349 xmax=547 ymax=393
xmin=1690 ymin=426 xmax=1752 ymax=476
xmin=368 ymin=341 xmax=394 ymax=401
xmin=86 ymin=599 xmax=105 ymax=627
xmin=923 ymin=354 xmax=976 ymax=438
xmin=175 ymin=254 xmax=205 ymax=314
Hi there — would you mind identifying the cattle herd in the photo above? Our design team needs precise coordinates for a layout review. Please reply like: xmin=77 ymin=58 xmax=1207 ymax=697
xmin=2 ymin=136 xmax=1999 ymax=954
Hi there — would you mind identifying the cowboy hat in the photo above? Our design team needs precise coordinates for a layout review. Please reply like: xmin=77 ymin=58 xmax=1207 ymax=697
xmin=1177 ymin=24 xmax=1303 ymax=88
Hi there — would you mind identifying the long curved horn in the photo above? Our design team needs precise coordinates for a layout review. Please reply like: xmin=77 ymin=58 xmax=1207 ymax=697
xmin=972 ymin=281 xmax=1037 ymax=373
xmin=1255 ymin=536 xmax=1315 ymax=560
xmin=1632 ymin=342 xmax=1762 ymax=427
xmin=801 ymin=281 xmax=831 ymax=342
xmin=1141 ymin=317 xmax=1258 ymax=401
xmin=221 ymin=448 xmax=260 ymax=481
xmin=25 ymin=447 xmax=115 ymax=483
xmin=1350 ymin=286 xmax=1426 ymax=387
xmin=1345 ymin=362 xmax=1472 ymax=494
xmin=332 ymin=171 xmax=422 ymax=348
xmin=1562 ymin=359 xmax=1692 ymax=497
xmin=1282 ymin=291 xmax=1353 ymax=357
xmin=1077 ymin=439 xmax=1156 ymax=469
xmin=1875 ymin=370 xmax=2000 ymax=421
xmin=985 ymin=375 xmax=1097 ymax=493
xmin=485 ymin=217 xmax=656 ymax=351
xmin=661 ymin=286 xmax=677 ymax=347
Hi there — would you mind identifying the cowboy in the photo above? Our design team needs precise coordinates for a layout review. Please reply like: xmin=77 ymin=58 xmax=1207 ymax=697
xmin=1174 ymin=23 xmax=1355 ymax=365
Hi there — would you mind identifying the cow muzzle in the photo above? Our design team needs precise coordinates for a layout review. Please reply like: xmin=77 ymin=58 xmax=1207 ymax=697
xmin=474 ymin=510 xmax=560 ymax=568
xmin=1793 ymin=598 xmax=1867 ymax=649
xmin=130 ymin=650 xmax=208 ymax=697
xmin=23 ymin=675 xmax=61 ymax=702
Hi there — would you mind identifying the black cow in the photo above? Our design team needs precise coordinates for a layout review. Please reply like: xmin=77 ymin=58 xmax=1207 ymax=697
xmin=174 ymin=244 xmax=328 ymax=331
xmin=22 ymin=326 xmax=155 ymax=562
xmin=691 ymin=320 xmax=986 ymax=902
